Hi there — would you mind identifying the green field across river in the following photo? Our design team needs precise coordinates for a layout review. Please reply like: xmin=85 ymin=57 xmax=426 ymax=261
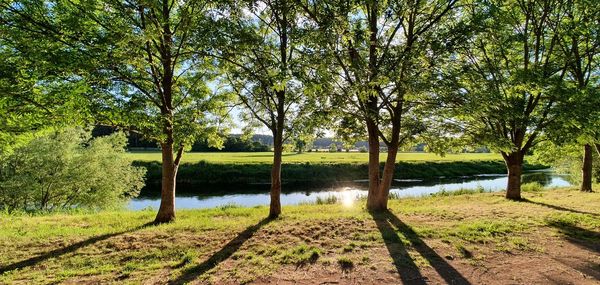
xmin=127 ymin=152 xmax=502 ymax=164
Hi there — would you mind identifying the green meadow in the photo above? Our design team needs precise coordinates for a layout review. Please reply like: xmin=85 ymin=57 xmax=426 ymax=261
xmin=127 ymin=152 xmax=502 ymax=164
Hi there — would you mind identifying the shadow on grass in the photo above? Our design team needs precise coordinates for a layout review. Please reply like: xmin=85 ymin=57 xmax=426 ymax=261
xmin=546 ymin=220 xmax=600 ymax=279
xmin=169 ymin=218 xmax=271 ymax=285
xmin=546 ymin=220 xmax=600 ymax=253
xmin=521 ymin=199 xmax=600 ymax=217
xmin=371 ymin=210 xmax=470 ymax=285
xmin=0 ymin=222 xmax=154 ymax=274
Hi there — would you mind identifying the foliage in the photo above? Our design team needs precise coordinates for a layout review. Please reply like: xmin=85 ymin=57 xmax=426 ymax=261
xmin=521 ymin=182 xmax=544 ymax=193
xmin=302 ymin=0 xmax=460 ymax=151
xmin=544 ymin=0 xmax=600 ymax=147
xmin=219 ymin=0 xmax=328 ymax=144
xmin=440 ymin=0 xmax=572 ymax=156
xmin=0 ymin=129 xmax=145 ymax=212
xmin=192 ymin=136 xmax=269 ymax=152
xmin=0 ymin=0 xmax=232 ymax=164
xmin=0 ymin=6 xmax=89 ymax=152
xmin=532 ymin=141 xmax=600 ymax=184
xmin=328 ymin=143 xmax=338 ymax=153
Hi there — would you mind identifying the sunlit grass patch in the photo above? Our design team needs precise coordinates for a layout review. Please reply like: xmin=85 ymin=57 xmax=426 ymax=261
xmin=127 ymin=151 xmax=503 ymax=164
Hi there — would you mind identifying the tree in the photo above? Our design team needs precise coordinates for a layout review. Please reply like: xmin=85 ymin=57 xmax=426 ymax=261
xmin=445 ymin=0 xmax=570 ymax=199
xmin=300 ymin=0 xmax=458 ymax=210
xmin=532 ymin=141 xmax=598 ymax=186
xmin=219 ymin=0 xmax=326 ymax=218
xmin=0 ymin=0 xmax=229 ymax=223
xmin=0 ymin=7 xmax=88 ymax=152
xmin=191 ymin=136 xmax=270 ymax=152
xmin=0 ymin=129 xmax=145 ymax=212
xmin=328 ymin=142 xmax=338 ymax=152
xmin=554 ymin=0 xmax=600 ymax=192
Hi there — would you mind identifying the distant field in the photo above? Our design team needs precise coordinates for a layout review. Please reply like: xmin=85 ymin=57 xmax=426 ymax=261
xmin=126 ymin=151 xmax=502 ymax=164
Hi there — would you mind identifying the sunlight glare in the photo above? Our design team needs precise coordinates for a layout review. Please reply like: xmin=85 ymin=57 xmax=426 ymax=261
xmin=341 ymin=188 xmax=355 ymax=207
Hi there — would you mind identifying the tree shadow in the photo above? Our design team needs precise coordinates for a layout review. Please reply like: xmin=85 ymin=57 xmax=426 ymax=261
xmin=546 ymin=220 xmax=600 ymax=253
xmin=0 ymin=222 xmax=154 ymax=274
xmin=371 ymin=210 xmax=471 ymax=285
xmin=370 ymin=211 xmax=428 ymax=284
xmin=169 ymin=218 xmax=271 ymax=285
xmin=546 ymin=220 xmax=600 ymax=279
xmin=521 ymin=199 xmax=600 ymax=217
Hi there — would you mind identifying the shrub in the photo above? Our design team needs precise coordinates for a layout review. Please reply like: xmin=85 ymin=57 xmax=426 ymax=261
xmin=522 ymin=182 xmax=544 ymax=192
xmin=315 ymin=195 xmax=338 ymax=205
xmin=329 ymin=143 xmax=338 ymax=153
xmin=0 ymin=129 xmax=145 ymax=212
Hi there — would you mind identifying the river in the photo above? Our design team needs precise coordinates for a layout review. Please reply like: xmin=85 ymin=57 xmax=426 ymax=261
xmin=128 ymin=171 xmax=571 ymax=210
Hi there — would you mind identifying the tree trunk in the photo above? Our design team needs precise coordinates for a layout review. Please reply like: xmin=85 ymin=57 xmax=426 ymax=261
xmin=365 ymin=116 xmax=381 ymax=211
xmin=581 ymin=144 xmax=593 ymax=192
xmin=155 ymin=141 xmax=177 ymax=223
xmin=376 ymin=144 xmax=399 ymax=210
xmin=503 ymin=151 xmax=523 ymax=200
xmin=269 ymin=131 xmax=283 ymax=218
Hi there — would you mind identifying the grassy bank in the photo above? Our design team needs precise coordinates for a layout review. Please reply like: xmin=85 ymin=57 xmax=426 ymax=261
xmin=136 ymin=159 xmax=546 ymax=187
xmin=0 ymin=187 xmax=598 ymax=284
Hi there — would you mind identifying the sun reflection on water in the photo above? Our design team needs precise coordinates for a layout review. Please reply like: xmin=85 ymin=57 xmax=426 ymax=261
xmin=340 ymin=187 xmax=356 ymax=207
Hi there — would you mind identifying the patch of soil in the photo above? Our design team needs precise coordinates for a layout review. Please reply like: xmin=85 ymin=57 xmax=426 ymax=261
xmin=245 ymin=234 xmax=599 ymax=285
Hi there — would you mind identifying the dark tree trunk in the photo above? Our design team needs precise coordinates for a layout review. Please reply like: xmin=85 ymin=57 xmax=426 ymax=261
xmin=366 ymin=116 xmax=381 ymax=211
xmin=503 ymin=151 xmax=523 ymax=200
xmin=269 ymin=89 xmax=285 ymax=219
xmin=153 ymin=5 xmax=177 ymax=224
xmin=269 ymin=130 xmax=283 ymax=218
xmin=581 ymin=144 xmax=593 ymax=192
xmin=155 ymin=140 xmax=178 ymax=223
xmin=377 ymin=144 xmax=399 ymax=210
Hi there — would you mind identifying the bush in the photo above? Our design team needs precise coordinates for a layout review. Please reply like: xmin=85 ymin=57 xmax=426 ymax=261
xmin=191 ymin=136 xmax=269 ymax=152
xmin=0 ymin=129 xmax=145 ymax=212
xmin=329 ymin=143 xmax=338 ymax=152
xmin=522 ymin=182 xmax=544 ymax=192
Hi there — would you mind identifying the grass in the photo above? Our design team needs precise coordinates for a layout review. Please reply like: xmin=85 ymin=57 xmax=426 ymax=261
xmin=1 ymin=187 xmax=598 ymax=284
xmin=127 ymin=151 xmax=502 ymax=164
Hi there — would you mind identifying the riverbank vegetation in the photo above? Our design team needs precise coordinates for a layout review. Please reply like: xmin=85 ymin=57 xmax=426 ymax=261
xmin=133 ymin=152 xmax=546 ymax=187
xmin=138 ymin=159 xmax=546 ymax=187
xmin=1 ymin=187 xmax=597 ymax=284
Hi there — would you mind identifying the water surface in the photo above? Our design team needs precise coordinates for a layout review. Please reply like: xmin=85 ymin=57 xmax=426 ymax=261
xmin=128 ymin=171 xmax=570 ymax=210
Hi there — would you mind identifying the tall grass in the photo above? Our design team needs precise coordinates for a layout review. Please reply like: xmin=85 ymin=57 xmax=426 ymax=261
xmin=522 ymin=182 xmax=544 ymax=192
xmin=429 ymin=185 xmax=490 ymax=197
